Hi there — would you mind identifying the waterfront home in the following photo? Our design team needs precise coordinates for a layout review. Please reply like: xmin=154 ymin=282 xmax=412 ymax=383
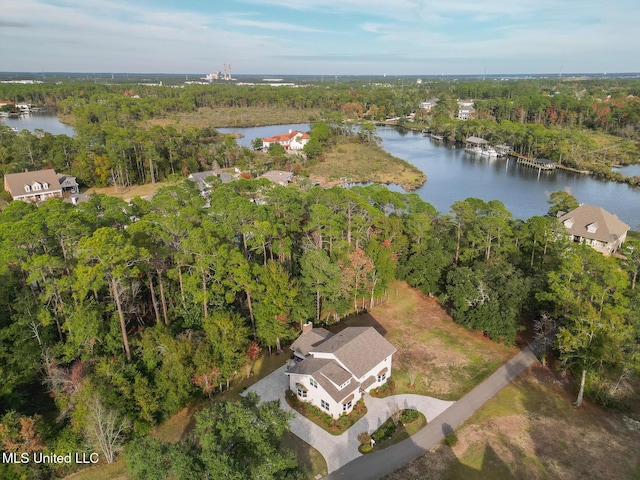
xmin=286 ymin=324 xmax=396 ymax=419
xmin=558 ymin=204 xmax=630 ymax=255
xmin=457 ymin=100 xmax=475 ymax=120
xmin=262 ymin=130 xmax=310 ymax=151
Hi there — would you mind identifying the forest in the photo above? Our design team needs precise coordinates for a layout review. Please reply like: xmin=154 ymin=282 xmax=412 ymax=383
xmin=0 ymin=177 xmax=639 ymax=479
xmin=0 ymin=78 xmax=639 ymax=478
xmin=1 ymin=77 xmax=640 ymax=195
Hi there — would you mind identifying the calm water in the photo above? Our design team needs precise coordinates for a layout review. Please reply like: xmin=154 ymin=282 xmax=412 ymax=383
xmin=376 ymin=127 xmax=640 ymax=227
xmin=11 ymin=118 xmax=640 ymax=227
xmin=1 ymin=112 xmax=76 ymax=136
xmin=221 ymin=124 xmax=640 ymax=228
xmin=614 ymin=164 xmax=640 ymax=177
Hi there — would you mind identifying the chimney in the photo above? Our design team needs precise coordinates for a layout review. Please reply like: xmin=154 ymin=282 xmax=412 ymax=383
xmin=289 ymin=129 xmax=292 ymax=134
xmin=302 ymin=321 xmax=313 ymax=333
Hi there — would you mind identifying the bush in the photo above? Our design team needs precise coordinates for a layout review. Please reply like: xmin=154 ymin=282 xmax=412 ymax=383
xmin=359 ymin=444 xmax=372 ymax=454
xmin=445 ymin=432 xmax=459 ymax=447
xmin=371 ymin=418 xmax=397 ymax=443
xmin=357 ymin=432 xmax=371 ymax=445
xmin=399 ymin=409 xmax=420 ymax=424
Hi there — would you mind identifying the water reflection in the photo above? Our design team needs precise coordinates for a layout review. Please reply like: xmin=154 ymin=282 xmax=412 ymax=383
xmin=1 ymin=111 xmax=76 ymax=136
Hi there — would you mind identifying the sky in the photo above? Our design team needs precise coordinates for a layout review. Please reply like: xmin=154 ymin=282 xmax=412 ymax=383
xmin=1 ymin=0 xmax=639 ymax=76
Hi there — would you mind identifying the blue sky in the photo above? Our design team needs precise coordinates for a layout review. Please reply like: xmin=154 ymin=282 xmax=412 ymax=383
xmin=1 ymin=0 xmax=638 ymax=75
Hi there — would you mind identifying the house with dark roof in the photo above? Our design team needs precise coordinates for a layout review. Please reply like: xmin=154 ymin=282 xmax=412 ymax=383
xmin=187 ymin=170 xmax=232 ymax=191
xmin=557 ymin=204 xmax=630 ymax=255
xmin=286 ymin=323 xmax=396 ymax=419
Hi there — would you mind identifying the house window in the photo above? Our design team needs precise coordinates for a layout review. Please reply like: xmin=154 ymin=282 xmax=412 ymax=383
xmin=33 ymin=183 xmax=41 ymax=191
xmin=342 ymin=400 xmax=352 ymax=412
xmin=296 ymin=385 xmax=307 ymax=399
xmin=377 ymin=372 xmax=386 ymax=383
xmin=43 ymin=182 xmax=49 ymax=189
xmin=321 ymin=400 xmax=330 ymax=411
xmin=24 ymin=185 xmax=31 ymax=192
xmin=309 ymin=378 xmax=318 ymax=388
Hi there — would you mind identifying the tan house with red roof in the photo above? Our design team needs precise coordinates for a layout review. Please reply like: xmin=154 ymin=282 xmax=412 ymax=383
xmin=557 ymin=204 xmax=630 ymax=255
xmin=286 ymin=324 xmax=396 ymax=419
xmin=262 ymin=130 xmax=310 ymax=151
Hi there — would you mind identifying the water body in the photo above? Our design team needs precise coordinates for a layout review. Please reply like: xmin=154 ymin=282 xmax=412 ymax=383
xmin=13 ymin=117 xmax=639 ymax=227
xmin=1 ymin=111 xmax=76 ymax=136
xmin=613 ymin=164 xmax=640 ymax=177
xmin=221 ymin=124 xmax=640 ymax=228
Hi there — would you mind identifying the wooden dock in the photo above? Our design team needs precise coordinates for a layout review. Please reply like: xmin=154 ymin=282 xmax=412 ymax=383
xmin=509 ymin=152 xmax=556 ymax=170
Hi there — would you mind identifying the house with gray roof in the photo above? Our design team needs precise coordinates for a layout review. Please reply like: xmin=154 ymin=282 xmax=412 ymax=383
xmin=187 ymin=170 xmax=232 ymax=191
xmin=557 ymin=204 xmax=630 ymax=255
xmin=286 ymin=323 xmax=396 ymax=419
xmin=259 ymin=170 xmax=294 ymax=185
xmin=4 ymin=169 xmax=63 ymax=203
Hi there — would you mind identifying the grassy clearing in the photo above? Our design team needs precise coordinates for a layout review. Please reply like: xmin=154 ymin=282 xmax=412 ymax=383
xmin=387 ymin=365 xmax=640 ymax=480
xmin=280 ymin=431 xmax=328 ymax=479
xmin=308 ymin=139 xmax=427 ymax=191
xmin=84 ymin=182 xmax=166 ymax=201
xmin=146 ymin=106 xmax=321 ymax=129
xmin=63 ymin=459 xmax=129 ymax=480
xmin=331 ymin=281 xmax=516 ymax=400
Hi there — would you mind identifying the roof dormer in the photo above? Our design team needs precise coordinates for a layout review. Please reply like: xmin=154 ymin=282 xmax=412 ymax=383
xmin=586 ymin=222 xmax=598 ymax=233
xmin=24 ymin=184 xmax=31 ymax=192
xmin=563 ymin=218 xmax=574 ymax=228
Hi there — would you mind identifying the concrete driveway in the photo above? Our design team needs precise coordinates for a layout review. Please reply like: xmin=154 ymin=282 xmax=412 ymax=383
xmin=244 ymin=365 xmax=454 ymax=473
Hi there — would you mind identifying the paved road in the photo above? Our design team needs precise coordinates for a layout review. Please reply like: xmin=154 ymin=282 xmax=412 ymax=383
xmin=326 ymin=344 xmax=539 ymax=480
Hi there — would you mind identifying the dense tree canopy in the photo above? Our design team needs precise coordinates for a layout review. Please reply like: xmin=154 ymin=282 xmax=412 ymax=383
xmin=1 ymin=76 xmax=639 ymax=478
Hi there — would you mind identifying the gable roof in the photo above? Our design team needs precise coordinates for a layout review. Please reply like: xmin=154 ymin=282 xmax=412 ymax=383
xmin=310 ymin=327 xmax=397 ymax=379
xmin=465 ymin=136 xmax=488 ymax=145
xmin=558 ymin=204 xmax=630 ymax=243
xmin=287 ymin=357 xmax=360 ymax=403
xmin=290 ymin=328 xmax=334 ymax=357
xmin=4 ymin=169 xmax=62 ymax=199
xmin=259 ymin=170 xmax=293 ymax=184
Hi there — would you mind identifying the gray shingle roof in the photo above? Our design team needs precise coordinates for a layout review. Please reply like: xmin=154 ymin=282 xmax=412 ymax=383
xmin=287 ymin=357 xmax=360 ymax=403
xmin=311 ymin=327 xmax=397 ymax=379
xmin=558 ymin=204 xmax=629 ymax=244
xmin=290 ymin=328 xmax=334 ymax=357
xmin=4 ymin=169 xmax=62 ymax=199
